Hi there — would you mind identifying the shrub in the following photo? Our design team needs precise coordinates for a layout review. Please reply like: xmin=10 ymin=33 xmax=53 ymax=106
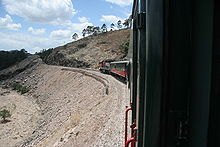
xmin=119 ymin=39 xmax=130 ymax=54
xmin=0 ymin=109 xmax=11 ymax=122
xmin=36 ymin=48 xmax=53 ymax=62
xmin=0 ymin=49 xmax=28 ymax=70
xmin=77 ymin=43 xmax=87 ymax=48
xmin=20 ymin=86 xmax=30 ymax=94
xmin=11 ymin=83 xmax=30 ymax=94
xmin=32 ymin=95 xmax=39 ymax=99
xmin=97 ymin=41 xmax=108 ymax=44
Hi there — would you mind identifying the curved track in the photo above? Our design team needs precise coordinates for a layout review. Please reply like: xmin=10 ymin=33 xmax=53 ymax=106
xmin=0 ymin=64 xmax=129 ymax=147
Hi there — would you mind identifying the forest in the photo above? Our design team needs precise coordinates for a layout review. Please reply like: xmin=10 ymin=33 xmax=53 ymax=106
xmin=0 ymin=49 xmax=29 ymax=70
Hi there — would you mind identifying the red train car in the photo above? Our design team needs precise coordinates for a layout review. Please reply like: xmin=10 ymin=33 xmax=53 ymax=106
xmin=99 ymin=59 xmax=115 ymax=73
xmin=109 ymin=61 xmax=129 ymax=80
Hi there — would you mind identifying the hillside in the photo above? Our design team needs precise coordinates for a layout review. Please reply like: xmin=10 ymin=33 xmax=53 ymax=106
xmin=0 ymin=28 xmax=130 ymax=147
xmin=0 ymin=49 xmax=29 ymax=71
xmin=41 ymin=29 xmax=130 ymax=68
xmin=0 ymin=61 xmax=129 ymax=147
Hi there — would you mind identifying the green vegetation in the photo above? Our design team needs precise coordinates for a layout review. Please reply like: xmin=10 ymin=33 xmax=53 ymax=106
xmin=123 ymin=18 xmax=132 ymax=28
xmin=11 ymin=83 xmax=30 ymax=94
xmin=0 ymin=109 xmax=11 ymax=122
xmin=97 ymin=41 xmax=108 ymax=44
xmin=119 ymin=39 xmax=130 ymax=54
xmin=0 ymin=49 xmax=29 ymax=71
xmin=77 ymin=43 xmax=87 ymax=48
xmin=36 ymin=48 xmax=53 ymax=62
xmin=101 ymin=24 xmax=107 ymax=33
xmin=117 ymin=20 xmax=122 ymax=29
xmin=80 ymin=16 xmax=131 ymax=38
xmin=110 ymin=23 xmax=115 ymax=30
xmin=72 ymin=33 xmax=79 ymax=41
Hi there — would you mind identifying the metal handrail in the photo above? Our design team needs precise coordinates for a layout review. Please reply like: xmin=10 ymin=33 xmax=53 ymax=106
xmin=125 ymin=107 xmax=132 ymax=145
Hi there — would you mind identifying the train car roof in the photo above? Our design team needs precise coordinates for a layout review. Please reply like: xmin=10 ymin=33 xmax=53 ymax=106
xmin=110 ymin=60 xmax=129 ymax=64
xmin=99 ymin=59 xmax=115 ymax=63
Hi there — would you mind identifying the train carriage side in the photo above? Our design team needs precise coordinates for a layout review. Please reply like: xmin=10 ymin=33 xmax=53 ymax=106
xmin=126 ymin=0 xmax=220 ymax=147
xmin=109 ymin=61 xmax=129 ymax=80
xmin=99 ymin=59 xmax=115 ymax=74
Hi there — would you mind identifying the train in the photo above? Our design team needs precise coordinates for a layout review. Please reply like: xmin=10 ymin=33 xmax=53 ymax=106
xmin=99 ymin=59 xmax=129 ymax=81
xmin=124 ymin=0 xmax=220 ymax=147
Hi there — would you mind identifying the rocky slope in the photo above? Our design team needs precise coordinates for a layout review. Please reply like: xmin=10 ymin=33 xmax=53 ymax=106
xmin=0 ymin=56 xmax=129 ymax=147
xmin=0 ymin=55 xmax=42 ymax=81
xmin=0 ymin=28 xmax=131 ymax=147
xmin=43 ymin=29 xmax=130 ymax=68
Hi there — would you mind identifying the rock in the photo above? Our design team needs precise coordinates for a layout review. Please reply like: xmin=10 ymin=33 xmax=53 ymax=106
xmin=60 ymin=137 xmax=64 ymax=142
xmin=12 ymin=136 xmax=18 ymax=139
xmin=76 ymin=131 xmax=79 ymax=136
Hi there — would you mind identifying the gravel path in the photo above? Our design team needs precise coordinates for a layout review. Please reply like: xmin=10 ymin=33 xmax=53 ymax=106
xmin=0 ymin=64 xmax=129 ymax=147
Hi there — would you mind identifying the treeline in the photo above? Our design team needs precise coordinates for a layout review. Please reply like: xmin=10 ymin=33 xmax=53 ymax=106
xmin=36 ymin=48 xmax=53 ymax=63
xmin=0 ymin=49 xmax=29 ymax=71
xmin=38 ymin=18 xmax=132 ymax=62
xmin=72 ymin=18 xmax=132 ymax=40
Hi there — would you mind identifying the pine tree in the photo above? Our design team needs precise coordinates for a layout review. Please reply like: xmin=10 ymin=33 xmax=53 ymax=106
xmin=101 ymin=24 xmax=107 ymax=32
xmin=86 ymin=26 xmax=94 ymax=35
xmin=117 ymin=20 xmax=122 ymax=29
xmin=110 ymin=23 xmax=115 ymax=31
xmin=93 ymin=26 xmax=101 ymax=35
xmin=82 ymin=29 xmax=86 ymax=37
xmin=123 ymin=19 xmax=129 ymax=28
xmin=72 ymin=33 xmax=78 ymax=40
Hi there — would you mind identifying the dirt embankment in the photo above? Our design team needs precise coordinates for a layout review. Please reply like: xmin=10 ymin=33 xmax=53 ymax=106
xmin=0 ymin=61 xmax=129 ymax=147
xmin=43 ymin=29 xmax=130 ymax=69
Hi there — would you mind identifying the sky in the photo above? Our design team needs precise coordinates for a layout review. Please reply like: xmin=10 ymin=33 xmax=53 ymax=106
xmin=0 ymin=0 xmax=133 ymax=53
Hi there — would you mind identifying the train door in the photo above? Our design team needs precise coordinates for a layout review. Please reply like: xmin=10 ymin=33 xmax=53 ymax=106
xmin=160 ymin=0 xmax=214 ymax=147
xmin=132 ymin=0 xmax=216 ymax=147
xmin=188 ymin=0 xmax=213 ymax=147
xmin=140 ymin=0 xmax=164 ymax=146
xmin=161 ymin=0 xmax=193 ymax=146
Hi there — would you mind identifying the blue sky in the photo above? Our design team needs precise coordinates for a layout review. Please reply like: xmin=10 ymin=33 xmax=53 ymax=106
xmin=0 ymin=0 xmax=132 ymax=53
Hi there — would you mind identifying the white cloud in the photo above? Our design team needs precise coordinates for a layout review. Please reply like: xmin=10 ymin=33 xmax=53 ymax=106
xmin=68 ymin=22 xmax=93 ymax=32
xmin=78 ymin=17 xmax=89 ymax=23
xmin=50 ymin=20 xmax=93 ymax=39
xmin=0 ymin=14 xmax=21 ymax=30
xmin=50 ymin=29 xmax=71 ymax=39
xmin=0 ymin=14 xmax=12 ymax=25
xmin=0 ymin=13 xmax=94 ymax=53
xmin=28 ymin=27 xmax=45 ymax=35
xmin=105 ymin=0 xmax=133 ymax=6
xmin=100 ymin=15 xmax=124 ymax=24
xmin=0 ymin=32 xmax=49 ymax=53
xmin=2 ymin=0 xmax=76 ymax=24
xmin=0 ymin=31 xmax=72 ymax=53
xmin=62 ymin=21 xmax=93 ymax=38
xmin=5 ymin=23 xmax=22 ymax=31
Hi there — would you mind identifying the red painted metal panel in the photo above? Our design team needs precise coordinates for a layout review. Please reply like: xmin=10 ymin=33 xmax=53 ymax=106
xmin=110 ymin=69 xmax=127 ymax=78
